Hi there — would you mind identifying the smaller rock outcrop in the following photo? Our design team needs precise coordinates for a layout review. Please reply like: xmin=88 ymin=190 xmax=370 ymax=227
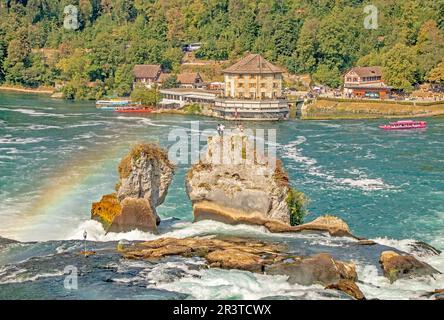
xmin=91 ymin=143 xmax=174 ymax=233
xmin=293 ymin=215 xmax=355 ymax=238
xmin=379 ymin=250 xmax=440 ymax=283
xmin=325 ymin=280 xmax=365 ymax=300
xmin=91 ymin=194 xmax=122 ymax=230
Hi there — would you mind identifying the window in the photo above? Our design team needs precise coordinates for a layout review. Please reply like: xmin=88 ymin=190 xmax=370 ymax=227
xmin=347 ymin=77 xmax=352 ymax=82
xmin=238 ymin=75 xmax=244 ymax=79
xmin=249 ymin=74 xmax=256 ymax=80
xmin=274 ymin=74 xmax=280 ymax=79
xmin=353 ymin=78 xmax=358 ymax=82
xmin=238 ymin=83 xmax=244 ymax=88
xmin=273 ymin=83 xmax=278 ymax=88
xmin=249 ymin=83 xmax=256 ymax=88
xmin=261 ymin=83 xmax=266 ymax=88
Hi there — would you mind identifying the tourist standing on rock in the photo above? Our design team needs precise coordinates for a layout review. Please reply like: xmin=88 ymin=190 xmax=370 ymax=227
xmin=217 ymin=124 xmax=221 ymax=136
xmin=220 ymin=124 xmax=225 ymax=137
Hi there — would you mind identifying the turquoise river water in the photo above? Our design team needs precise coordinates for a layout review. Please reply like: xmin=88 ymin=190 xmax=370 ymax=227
xmin=0 ymin=91 xmax=443 ymax=299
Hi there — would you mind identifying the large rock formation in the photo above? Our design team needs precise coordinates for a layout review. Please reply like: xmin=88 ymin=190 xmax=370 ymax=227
xmin=379 ymin=250 xmax=440 ymax=283
xmin=122 ymin=236 xmax=365 ymax=299
xmin=91 ymin=143 xmax=174 ymax=233
xmin=186 ymin=134 xmax=304 ymax=230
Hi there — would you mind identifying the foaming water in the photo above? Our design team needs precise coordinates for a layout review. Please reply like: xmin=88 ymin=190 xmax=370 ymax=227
xmin=151 ymin=268 xmax=333 ymax=300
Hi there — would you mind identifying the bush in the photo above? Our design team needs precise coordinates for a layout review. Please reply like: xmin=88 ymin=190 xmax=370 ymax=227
xmin=286 ymin=188 xmax=308 ymax=226
xmin=130 ymin=84 xmax=160 ymax=106
xmin=183 ymin=103 xmax=202 ymax=114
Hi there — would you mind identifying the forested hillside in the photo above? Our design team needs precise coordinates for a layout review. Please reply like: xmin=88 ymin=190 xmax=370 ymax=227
xmin=1 ymin=0 xmax=444 ymax=99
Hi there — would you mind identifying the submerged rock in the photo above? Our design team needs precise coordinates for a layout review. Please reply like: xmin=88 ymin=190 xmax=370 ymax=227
xmin=379 ymin=250 xmax=440 ymax=283
xmin=264 ymin=253 xmax=357 ymax=286
xmin=186 ymin=134 xmax=306 ymax=230
xmin=91 ymin=143 xmax=174 ymax=232
xmin=406 ymin=241 xmax=442 ymax=257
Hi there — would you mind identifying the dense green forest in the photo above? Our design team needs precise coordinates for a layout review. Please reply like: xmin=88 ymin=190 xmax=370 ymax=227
xmin=0 ymin=0 xmax=444 ymax=99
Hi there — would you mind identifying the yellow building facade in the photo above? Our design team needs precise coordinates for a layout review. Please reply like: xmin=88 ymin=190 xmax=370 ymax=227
xmin=223 ymin=54 xmax=284 ymax=100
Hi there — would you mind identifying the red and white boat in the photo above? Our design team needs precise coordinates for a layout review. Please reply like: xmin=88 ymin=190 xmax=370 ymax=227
xmin=115 ymin=106 xmax=153 ymax=113
xmin=379 ymin=120 xmax=427 ymax=130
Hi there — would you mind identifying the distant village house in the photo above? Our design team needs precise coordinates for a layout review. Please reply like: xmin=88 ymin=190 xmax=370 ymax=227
xmin=133 ymin=64 xmax=162 ymax=89
xmin=343 ymin=66 xmax=391 ymax=99
xmin=177 ymin=72 xmax=204 ymax=88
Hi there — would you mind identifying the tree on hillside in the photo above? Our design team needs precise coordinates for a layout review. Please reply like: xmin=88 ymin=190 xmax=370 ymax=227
xmin=161 ymin=47 xmax=183 ymax=72
xmin=426 ymin=58 xmax=444 ymax=84
xmin=0 ymin=37 xmax=6 ymax=82
xmin=114 ymin=63 xmax=134 ymax=97
xmin=312 ymin=64 xmax=342 ymax=88
xmin=162 ymin=75 xmax=178 ymax=89
xmin=415 ymin=20 xmax=444 ymax=81
xmin=317 ymin=8 xmax=360 ymax=71
xmin=382 ymin=43 xmax=417 ymax=92
xmin=290 ymin=18 xmax=320 ymax=74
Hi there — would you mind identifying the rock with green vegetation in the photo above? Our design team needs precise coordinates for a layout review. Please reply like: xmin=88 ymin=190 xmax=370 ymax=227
xmin=185 ymin=133 xmax=307 ymax=230
xmin=91 ymin=143 xmax=174 ymax=232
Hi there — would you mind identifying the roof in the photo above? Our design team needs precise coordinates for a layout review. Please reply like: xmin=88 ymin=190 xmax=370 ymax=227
xmin=223 ymin=54 xmax=284 ymax=74
xmin=346 ymin=66 xmax=383 ymax=78
xmin=133 ymin=64 xmax=161 ymax=79
xmin=156 ymin=72 xmax=170 ymax=83
xmin=177 ymin=72 xmax=202 ymax=84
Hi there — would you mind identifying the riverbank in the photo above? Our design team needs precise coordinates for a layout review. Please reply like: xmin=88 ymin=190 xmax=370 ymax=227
xmin=0 ymin=85 xmax=55 ymax=95
xmin=303 ymin=98 xmax=444 ymax=120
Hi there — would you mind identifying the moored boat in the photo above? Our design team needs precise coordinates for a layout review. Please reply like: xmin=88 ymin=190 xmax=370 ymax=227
xmin=379 ymin=120 xmax=427 ymax=130
xmin=96 ymin=99 xmax=130 ymax=108
xmin=115 ymin=106 xmax=153 ymax=113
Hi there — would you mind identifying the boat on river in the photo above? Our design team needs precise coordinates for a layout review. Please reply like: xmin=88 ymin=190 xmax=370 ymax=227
xmin=379 ymin=120 xmax=427 ymax=130
xmin=96 ymin=99 xmax=130 ymax=109
xmin=115 ymin=106 xmax=153 ymax=113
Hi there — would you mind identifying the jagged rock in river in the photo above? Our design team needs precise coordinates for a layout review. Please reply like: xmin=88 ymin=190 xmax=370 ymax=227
xmin=91 ymin=143 xmax=174 ymax=232
xmin=122 ymin=236 xmax=365 ymax=300
xmin=292 ymin=215 xmax=356 ymax=238
xmin=325 ymin=280 xmax=365 ymax=300
xmin=379 ymin=250 xmax=440 ymax=283
xmin=185 ymin=133 xmax=304 ymax=230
